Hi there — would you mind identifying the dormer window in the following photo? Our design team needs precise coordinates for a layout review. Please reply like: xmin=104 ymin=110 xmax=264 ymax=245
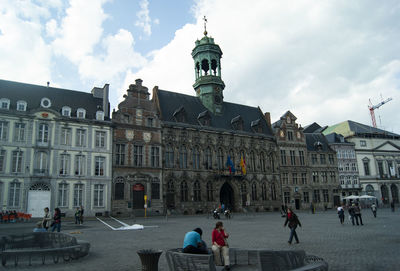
xmin=40 ymin=97 xmax=51 ymax=108
xmin=173 ymin=106 xmax=186 ymax=122
xmin=77 ymin=108 xmax=86 ymax=119
xmin=231 ymin=115 xmax=243 ymax=131
xmin=314 ymin=141 xmax=323 ymax=151
xmin=0 ymin=98 xmax=10 ymax=110
xmin=198 ymin=110 xmax=211 ymax=126
xmin=17 ymin=100 xmax=27 ymax=111
xmin=62 ymin=106 xmax=71 ymax=117
xmin=251 ymin=119 xmax=262 ymax=133
xmin=96 ymin=111 xmax=104 ymax=121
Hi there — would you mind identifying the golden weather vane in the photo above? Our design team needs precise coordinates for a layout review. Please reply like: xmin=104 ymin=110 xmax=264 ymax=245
xmin=203 ymin=15 xmax=208 ymax=36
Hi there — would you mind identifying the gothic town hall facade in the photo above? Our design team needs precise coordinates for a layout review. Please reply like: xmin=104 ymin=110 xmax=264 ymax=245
xmin=112 ymin=32 xmax=282 ymax=215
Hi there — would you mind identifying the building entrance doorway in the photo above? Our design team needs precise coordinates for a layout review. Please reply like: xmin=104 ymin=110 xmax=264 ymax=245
xmin=132 ymin=183 xmax=144 ymax=209
xmin=27 ymin=183 xmax=51 ymax=218
xmin=220 ymin=182 xmax=234 ymax=211
xmin=295 ymin=199 xmax=300 ymax=210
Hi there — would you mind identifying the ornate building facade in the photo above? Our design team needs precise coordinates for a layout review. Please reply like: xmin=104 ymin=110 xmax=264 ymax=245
xmin=0 ymin=80 xmax=112 ymax=217
xmin=111 ymin=80 xmax=162 ymax=216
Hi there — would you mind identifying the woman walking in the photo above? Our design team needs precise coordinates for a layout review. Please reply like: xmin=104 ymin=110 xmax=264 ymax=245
xmin=211 ymin=221 xmax=230 ymax=270
xmin=42 ymin=207 xmax=51 ymax=230
xmin=337 ymin=205 xmax=345 ymax=224
xmin=283 ymin=207 xmax=302 ymax=244
xmin=51 ymin=208 xmax=62 ymax=232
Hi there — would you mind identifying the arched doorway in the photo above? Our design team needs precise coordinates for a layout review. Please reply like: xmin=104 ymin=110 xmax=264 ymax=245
xmin=27 ymin=182 xmax=51 ymax=218
xmin=381 ymin=185 xmax=389 ymax=204
xmin=391 ymin=184 xmax=399 ymax=203
xmin=220 ymin=182 xmax=234 ymax=211
xmin=132 ymin=183 xmax=145 ymax=209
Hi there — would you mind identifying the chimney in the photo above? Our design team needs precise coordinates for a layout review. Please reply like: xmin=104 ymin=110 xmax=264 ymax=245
xmin=264 ymin=112 xmax=271 ymax=126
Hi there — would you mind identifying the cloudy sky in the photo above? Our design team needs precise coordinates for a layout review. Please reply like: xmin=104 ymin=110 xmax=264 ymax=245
xmin=1 ymin=0 xmax=400 ymax=133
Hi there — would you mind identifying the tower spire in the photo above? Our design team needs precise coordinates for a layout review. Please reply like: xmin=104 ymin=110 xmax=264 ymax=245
xmin=203 ymin=15 xmax=208 ymax=36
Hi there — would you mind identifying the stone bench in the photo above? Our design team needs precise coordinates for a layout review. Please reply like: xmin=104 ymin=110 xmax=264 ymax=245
xmin=0 ymin=232 xmax=90 ymax=266
xmin=165 ymin=248 xmax=328 ymax=271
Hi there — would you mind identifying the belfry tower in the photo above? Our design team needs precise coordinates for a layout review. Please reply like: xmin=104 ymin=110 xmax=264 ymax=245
xmin=192 ymin=17 xmax=225 ymax=114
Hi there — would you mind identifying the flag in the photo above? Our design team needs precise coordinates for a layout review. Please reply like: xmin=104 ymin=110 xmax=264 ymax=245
xmin=240 ymin=155 xmax=246 ymax=175
xmin=226 ymin=156 xmax=235 ymax=173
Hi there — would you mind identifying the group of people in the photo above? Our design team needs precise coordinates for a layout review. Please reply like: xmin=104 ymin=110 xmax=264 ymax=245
xmin=34 ymin=207 xmax=62 ymax=232
xmin=0 ymin=210 xmax=19 ymax=222
xmin=337 ymin=202 xmax=380 ymax=225
xmin=74 ymin=206 xmax=84 ymax=225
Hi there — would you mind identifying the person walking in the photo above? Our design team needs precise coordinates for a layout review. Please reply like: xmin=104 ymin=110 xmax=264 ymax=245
xmin=371 ymin=203 xmax=377 ymax=218
xmin=42 ymin=207 xmax=51 ymax=230
xmin=337 ymin=205 xmax=345 ymax=224
xmin=212 ymin=221 xmax=230 ymax=270
xmin=74 ymin=207 xmax=81 ymax=224
xmin=354 ymin=203 xmax=363 ymax=225
xmin=284 ymin=207 xmax=301 ymax=244
xmin=183 ymin=228 xmax=208 ymax=254
xmin=348 ymin=204 xmax=356 ymax=225
xmin=79 ymin=206 xmax=84 ymax=225
xmin=51 ymin=208 xmax=62 ymax=232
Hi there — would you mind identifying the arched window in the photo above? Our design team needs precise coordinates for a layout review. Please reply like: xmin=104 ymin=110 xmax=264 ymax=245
xmin=62 ymin=106 xmax=71 ymax=117
xmin=179 ymin=146 xmax=187 ymax=169
xmin=77 ymin=108 xmax=86 ymax=119
xmin=180 ymin=181 xmax=188 ymax=202
xmin=241 ymin=183 xmax=247 ymax=206
xmin=201 ymin=59 xmax=209 ymax=75
xmin=259 ymin=152 xmax=266 ymax=172
xmin=251 ymin=182 xmax=257 ymax=201
xmin=207 ymin=181 xmax=213 ymax=201
xmin=165 ymin=145 xmax=174 ymax=168
xmin=261 ymin=182 xmax=267 ymax=201
xmin=211 ymin=59 xmax=218 ymax=75
xmin=381 ymin=185 xmax=389 ymax=204
xmin=271 ymin=182 xmax=277 ymax=200
xmin=217 ymin=148 xmax=224 ymax=170
xmin=16 ymin=100 xmax=27 ymax=111
xmin=166 ymin=180 xmax=175 ymax=209
xmin=192 ymin=147 xmax=200 ymax=169
xmin=365 ymin=184 xmax=374 ymax=196
xmin=193 ymin=181 xmax=201 ymax=201
xmin=205 ymin=147 xmax=212 ymax=169
xmin=391 ymin=184 xmax=399 ymax=203
xmin=250 ymin=151 xmax=256 ymax=171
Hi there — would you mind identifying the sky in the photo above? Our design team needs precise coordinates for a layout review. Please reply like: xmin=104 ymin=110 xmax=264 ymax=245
xmin=1 ymin=0 xmax=400 ymax=133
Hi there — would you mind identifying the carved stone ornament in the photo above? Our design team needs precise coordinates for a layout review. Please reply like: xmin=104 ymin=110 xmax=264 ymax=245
xmin=126 ymin=130 xmax=134 ymax=141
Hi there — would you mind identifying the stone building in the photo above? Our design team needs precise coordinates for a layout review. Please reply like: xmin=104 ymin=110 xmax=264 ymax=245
xmin=323 ymin=120 xmax=400 ymax=205
xmin=111 ymin=80 xmax=162 ymax=216
xmin=148 ymin=31 xmax=281 ymax=214
xmin=272 ymin=111 xmax=309 ymax=210
xmin=0 ymin=79 xmax=112 ymax=217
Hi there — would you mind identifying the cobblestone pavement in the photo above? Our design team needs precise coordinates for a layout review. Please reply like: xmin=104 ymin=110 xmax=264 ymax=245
xmin=1 ymin=208 xmax=399 ymax=271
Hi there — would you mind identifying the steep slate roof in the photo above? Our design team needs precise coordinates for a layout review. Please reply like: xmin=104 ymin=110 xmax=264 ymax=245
xmin=305 ymin=133 xmax=332 ymax=152
xmin=156 ymin=89 xmax=274 ymax=137
xmin=0 ymin=79 xmax=107 ymax=120
xmin=325 ymin=132 xmax=352 ymax=144
xmin=303 ymin=122 xmax=322 ymax=133
xmin=322 ymin=120 xmax=400 ymax=139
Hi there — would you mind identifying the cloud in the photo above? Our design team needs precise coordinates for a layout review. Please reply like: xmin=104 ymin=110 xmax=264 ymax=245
xmin=135 ymin=0 xmax=157 ymax=36
xmin=125 ymin=0 xmax=400 ymax=133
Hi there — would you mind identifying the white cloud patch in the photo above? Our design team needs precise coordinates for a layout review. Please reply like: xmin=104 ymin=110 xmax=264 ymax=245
xmin=126 ymin=0 xmax=400 ymax=133
xmin=135 ymin=0 xmax=157 ymax=36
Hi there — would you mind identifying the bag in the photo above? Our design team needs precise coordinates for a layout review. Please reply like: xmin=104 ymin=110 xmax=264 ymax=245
xmin=50 ymin=222 xmax=55 ymax=227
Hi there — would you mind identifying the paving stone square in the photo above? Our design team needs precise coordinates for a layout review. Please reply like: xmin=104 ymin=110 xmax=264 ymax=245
xmin=1 ymin=208 xmax=399 ymax=271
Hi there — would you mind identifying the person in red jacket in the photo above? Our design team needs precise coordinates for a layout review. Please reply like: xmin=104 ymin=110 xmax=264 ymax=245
xmin=284 ymin=207 xmax=302 ymax=244
xmin=212 ymin=221 xmax=230 ymax=270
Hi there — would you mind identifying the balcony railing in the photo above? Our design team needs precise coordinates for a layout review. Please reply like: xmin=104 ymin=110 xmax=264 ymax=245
xmin=33 ymin=169 xmax=48 ymax=175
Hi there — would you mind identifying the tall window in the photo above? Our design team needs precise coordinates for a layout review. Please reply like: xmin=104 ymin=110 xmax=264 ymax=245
xmin=76 ymin=129 xmax=86 ymax=147
xmin=241 ymin=183 xmax=247 ymax=206
xmin=251 ymin=183 xmax=257 ymax=201
xmin=75 ymin=155 xmax=85 ymax=176
xmin=292 ymin=173 xmax=298 ymax=185
xmin=250 ymin=151 xmax=256 ymax=171
xmin=271 ymin=183 xmax=277 ymax=200
xmin=284 ymin=192 xmax=290 ymax=204
xmin=116 ymin=144 xmax=125 ymax=166
xmin=363 ymin=160 xmax=370 ymax=176
xmin=261 ymin=182 xmax=267 ymax=200
xmin=179 ymin=146 xmax=187 ymax=169
xmin=8 ymin=181 xmax=20 ymax=207
xmin=95 ymin=131 xmax=106 ymax=148
xmin=0 ymin=150 xmax=5 ymax=172
xmin=192 ymin=147 xmax=200 ymax=169
xmin=282 ymin=173 xmax=289 ymax=185
xmin=180 ymin=181 xmax=188 ymax=202
xmin=94 ymin=184 xmax=104 ymax=207
xmin=321 ymin=172 xmax=328 ymax=183
xmin=320 ymin=154 xmax=326 ymax=164
xmin=323 ymin=189 xmax=329 ymax=202
xmin=205 ymin=147 xmax=212 ymax=169
xmin=303 ymin=192 xmax=309 ymax=203
xmin=151 ymin=178 xmax=160 ymax=199
xmin=351 ymin=163 xmax=357 ymax=171
xmin=290 ymin=150 xmax=296 ymax=165
xmin=95 ymin=156 xmax=105 ymax=176
xmin=313 ymin=190 xmax=321 ymax=203
xmin=0 ymin=121 xmax=9 ymax=141
xmin=217 ymin=148 xmax=224 ymax=170
xmin=287 ymin=131 xmax=293 ymax=141
xmin=59 ymin=154 xmax=70 ymax=175
xmin=115 ymin=182 xmax=124 ymax=200
xmin=133 ymin=145 xmax=143 ymax=167
xmin=151 ymin=146 xmax=160 ymax=167
xmin=12 ymin=150 xmax=23 ymax=173
xmin=193 ymin=181 xmax=201 ymax=201
xmin=378 ymin=161 xmax=384 ymax=177
xmin=207 ymin=181 xmax=214 ymax=201
xmin=165 ymin=145 xmax=174 ymax=168
xmin=60 ymin=128 xmax=71 ymax=145
xmin=14 ymin=123 xmax=25 ymax=142
xmin=35 ymin=151 xmax=47 ymax=173
xmin=260 ymin=152 xmax=266 ymax=172
xmin=73 ymin=184 xmax=84 ymax=207
xmin=58 ymin=183 xmax=68 ymax=207
xmin=299 ymin=151 xmax=305 ymax=165
xmin=280 ymin=150 xmax=287 ymax=165
xmin=301 ymin=173 xmax=307 ymax=184
xmin=311 ymin=154 xmax=317 ymax=164
xmin=38 ymin=123 xmax=49 ymax=143
xmin=328 ymin=154 xmax=334 ymax=164
xmin=340 ymin=176 xmax=345 ymax=185
xmin=330 ymin=172 xmax=336 ymax=183
xmin=312 ymin=171 xmax=319 ymax=183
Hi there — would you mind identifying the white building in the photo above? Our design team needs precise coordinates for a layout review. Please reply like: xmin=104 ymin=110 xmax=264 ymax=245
xmin=0 ymin=79 xmax=113 ymax=217
xmin=323 ymin=120 xmax=400 ymax=205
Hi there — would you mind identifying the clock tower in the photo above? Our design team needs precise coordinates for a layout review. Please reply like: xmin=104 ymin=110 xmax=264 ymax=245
xmin=192 ymin=17 xmax=225 ymax=115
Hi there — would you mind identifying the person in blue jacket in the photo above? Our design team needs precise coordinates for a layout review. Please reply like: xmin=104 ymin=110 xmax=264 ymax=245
xmin=183 ymin=228 xmax=208 ymax=254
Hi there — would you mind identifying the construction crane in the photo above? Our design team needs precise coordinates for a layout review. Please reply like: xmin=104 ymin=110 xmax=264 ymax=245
xmin=368 ymin=97 xmax=393 ymax=128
